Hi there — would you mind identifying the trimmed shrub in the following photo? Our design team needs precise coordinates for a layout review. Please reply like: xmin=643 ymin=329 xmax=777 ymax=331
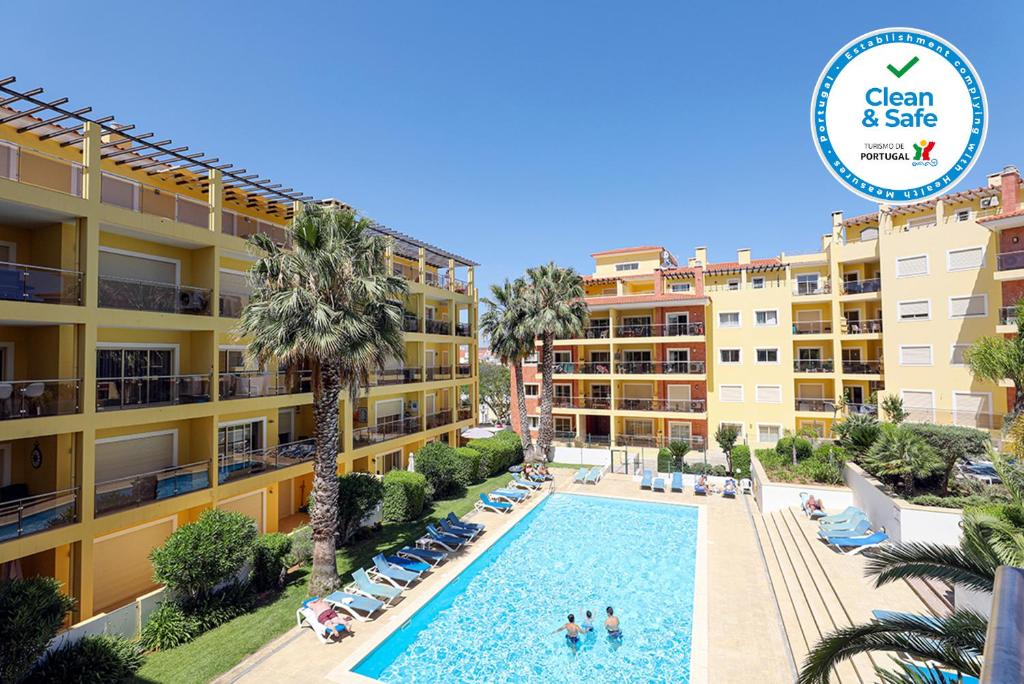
xmin=731 ymin=444 xmax=751 ymax=478
xmin=0 ymin=576 xmax=75 ymax=683
xmin=414 ymin=441 xmax=464 ymax=498
xmin=910 ymin=494 xmax=1010 ymax=510
xmin=29 ymin=634 xmax=144 ymax=683
xmin=336 ymin=472 xmax=385 ymax=545
xmin=251 ymin=533 xmax=292 ymax=592
xmin=454 ymin=447 xmax=483 ymax=484
xmin=287 ymin=525 xmax=313 ymax=566
xmin=775 ymin=436 xmax=813 ymax=461
xmin=139 ymin=602 xmax=200 ymax=651
xmin=382 ymin=470 xmax=428 ymax=522
xmin=904 ymin=422 xmax=991 ymax=494
xmin=150 ymin=509 xmax=258 ymax=604
xmin=467 ymin=430 xmax=524 ymax=476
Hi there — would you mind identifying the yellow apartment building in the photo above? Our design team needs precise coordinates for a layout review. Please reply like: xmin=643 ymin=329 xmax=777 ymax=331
xmin=0 ymin=78 xmax=478 ymax=625
xmin=513 ymin=166 xmax=1022 ymax=457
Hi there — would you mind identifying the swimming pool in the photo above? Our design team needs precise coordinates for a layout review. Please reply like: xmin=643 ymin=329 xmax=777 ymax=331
xmin=353 ymin=493 xmax=701 ymax=683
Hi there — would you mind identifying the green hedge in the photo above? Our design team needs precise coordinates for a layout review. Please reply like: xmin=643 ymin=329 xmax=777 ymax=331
xmin=382 ymin=470 xmax=428 ymax=522
xmin=251 ymin=533 xmax=292 ymax=592
xmin=775 ymin=437 xmax=813 ymax=460
xmin=467 ymin=430 xmax=523 ymax=476
xmin=758 ymin=446 xmax=845 ymax=485
xmin=414 ymin=441 xmax=464 ymax=498
xmin=30 ymin=634 xmax=144 ymax=683
xmin=730 ymin=444 xmax=751 ymax=478
xmin=657 ymin=447 xmax=673 ymax=473
xmin=454 ymin=447 xmax=484 ymax=484
xmin=0 ymin=577 xmax=75 ymax=683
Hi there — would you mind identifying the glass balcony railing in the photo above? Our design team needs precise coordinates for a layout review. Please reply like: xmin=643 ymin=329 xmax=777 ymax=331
xmin=793 ymin=359 xmax=834 ymax=373
xmin=426 ymin=409 xmax=452 ymax=430
xmin=845 ymin=403 xmax=878 ymax=416
xmin=615 ymin=322 xmax=705 ymax=337
xmin=352 ymin=416 xmax=421 ymax=448
xmin=616 ymin=360 xmax=706 ymax=374
xmin=218 ymin=439 xmax=317 ymax=484
xmin=845 ymin=319 xmax=883 ymax=334
xmin=997 ymin=251 xmax=1024 ymax=271
xmin=552 ymin=361 xmax=610 ymax=374
xmin=403 ymin=314 xmax=421 ymax=333
xmin=98 ymin=275 xmax=212 ymax=315
xmin=615 ymin=434 xmax=707 ymax=450
xmin=96 ymin=374 xmax=212 ymax=411
xmin=457 ymin=407 xmax=472 ymax=421
xmin=0 ymin=379 xmax=80 ymax=420
xmin=456 ymin=364 xmax=472 ymax=377
xmin=795 ymin=398 xmax=835 ymax=413
xmin=372 ymin=367 xmax=422 ymax=386
xmin=581 ymin=324 xmax=612 ymax=339
xmin=554 ymin=430 xmax=577 ymax=440
xmin=842 ymin=360 xmax=883 ymax=375
xmin=842 ymin=278 xmax=881 ymax=295
xmin=0 ymin=487 xmax=79 ymax=542
xmin=793 ymin=280 xmax=830 ymax=296
xmin=455 ymin=322 xmax=472 ymax=337
xmin=425 ymin=366 xmax=453 ymax=382
xmin=616 ymin=398 xmax=706 ymax=413
xmin=0 ymin=262 xmax=82 ymax=305
xmin=424 ymin=319 xmax=451 ymax=335
xmin=219 ymin=370 xmax=312 ymax=399
xmin=793 ymin=320 xmax=832 ymax=335
xmin=95 ymin=461 xmax=210 ymax=516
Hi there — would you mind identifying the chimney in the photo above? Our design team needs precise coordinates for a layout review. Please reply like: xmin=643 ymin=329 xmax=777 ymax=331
xmin=737 ymin=248 xmax=751 ymax=265
xmin=694 ymin=247 xmax=708 ymax=266
xmin=1000 ymin=166 xmax=1020 ymax=212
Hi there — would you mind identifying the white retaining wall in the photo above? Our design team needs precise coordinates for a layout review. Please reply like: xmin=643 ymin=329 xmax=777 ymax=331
xmin=750 ymin=456 xmax=855 ymax=514
xmin=552 ymin=446 xmax=612 ymax=466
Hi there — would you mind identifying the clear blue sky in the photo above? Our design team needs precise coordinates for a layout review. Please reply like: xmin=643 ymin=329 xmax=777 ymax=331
xmin=5 ymin=2 xmax=1022 ymax=294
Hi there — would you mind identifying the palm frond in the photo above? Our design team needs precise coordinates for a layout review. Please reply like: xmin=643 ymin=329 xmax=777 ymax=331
xmin=863 ymin=541 xmax=997 ymax=593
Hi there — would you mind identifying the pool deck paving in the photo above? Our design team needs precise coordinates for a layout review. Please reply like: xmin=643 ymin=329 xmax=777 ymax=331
xmin=218 ymin=469 xmax=927 ymax=683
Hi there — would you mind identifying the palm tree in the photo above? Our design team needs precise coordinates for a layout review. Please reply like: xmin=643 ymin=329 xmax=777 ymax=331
xmin=524 ymin=263 xmax=587 ymax=458
xmin=237 ymin=203 xmax=407 ymax=595
xmin=481 ymin=278 xmax=534 ymax=451
xmin=964 ymin=299 xmax=1024 ymax=416
xmin=862 ymin=424 xmax=942 ymax=496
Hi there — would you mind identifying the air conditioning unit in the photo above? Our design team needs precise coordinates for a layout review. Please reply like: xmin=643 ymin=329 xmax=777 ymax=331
xmin=981 ymin=196 xmax=1000 ymax=209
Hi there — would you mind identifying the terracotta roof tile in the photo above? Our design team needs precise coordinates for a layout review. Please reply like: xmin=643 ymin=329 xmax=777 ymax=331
xmin=978 ymin=207 xmax=1024 ymax=223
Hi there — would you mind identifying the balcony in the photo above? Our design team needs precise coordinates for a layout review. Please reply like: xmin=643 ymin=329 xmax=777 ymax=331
xmin=403 ymin=313 xmax=421 ymax=333
xmin=554 ymin=430 xmax=577 ymax=441
xmin=392 ymin=262 xmax=420 ymax=283
xmin=425 ymin=366 xmax=452 ymax=382
xmin=219 ymin=370 xmax=312 ymax=400
xmin=451 ymin=277 xmax=470 ymax=295
xmin=581 ymin=324 xmax=611 ymax=339
xmin=0 ymin=487 xmax=79 ymax=542
xmin=845 ymin=403 xmax=878 ymax=416
xmin=997 ymin=250 xmax=1024 ymax=272
xmin=455 ymin=322 xmax=472 ymax=337
xmin=616 ymin=360 xmax=705 ymax=375
xmin=0 ymin=262 xmax=82 ymax=305
xmin=0 ymin=379 xmax=80 ymax=420
xmin=614 ymin=322 xmax=705 ymax=338
xmin=98 ymin=276 xmax=212 ymax=316
xmin=842 ymin=360 xmax=883 ymax=375
xmin=795 ymin=398 xmax=835 ymax=413
xmin=221 ymin=210 xmax=288 ymax=246
xmin=793 ymin=359 xmax=834 ymax=373
xmin=372 ymin=367 xmax=422 ymax=386
xmin=616 ymin=434 xmax=706 ymax=450
xmin=842 ymin=278 xmax=881 ymax=295
xmin=553 ymin=361 xmax=610 ymax=375
xmin=95 ymin=461 xmax=210 ymax=516
xmin=423 ymin=271 xmax=448 ymax=290
xmin=457 ymin=406 xmax=472 ymax=421
xmin=96 ymin=373 xmax=212 ymax=411
xmin=553 ymin=396 xmax=612 ymax=410
xmin=426 ymin=409 xmax=452 ymax=430
xmin=0 ymin=139 xmax=83 ymax=196
xmin=793 ymin=320 xmax=832 ymax=335
xmin=424 ymin=318 xmax=451 ymax=335
xmin=218 ymin=439 xmax=316 ymax=484
xmin=352 ymin=416 xmax=421 ymax=448
xmin=845 ymin=319 xmax=883 ymax=334
xmin=793 ymin=280 xmax=830 ymax=296
xmin=616 ymin=398 xmax=706 ymax=413
xmin=456 ymin=364 xmax=472 ymax=378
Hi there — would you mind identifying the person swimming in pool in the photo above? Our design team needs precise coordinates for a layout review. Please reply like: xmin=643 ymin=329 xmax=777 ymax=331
xmin=554 ymin=613 xmax=585 ymax=646
xmin=605 ymin=606 xmax=622 ymax=639
xmin=581 ymin=610 xmax=594 ymax=633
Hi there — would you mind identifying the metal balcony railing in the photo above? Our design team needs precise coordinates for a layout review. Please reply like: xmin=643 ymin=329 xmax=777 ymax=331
xmin=451 ymin=277 xmax=469 ymax=294
xmin=793 ymin=359 xmax=834 ymax=373
xmin=615 ymin=322 xmax=705 ymax=337
xmin=793 ymin=280 xmax=830 ymax=296
xmin=845 ymin=403 xmax=878 ymax=416
xmin=795 ymin=398 xmax=835 ymax=413
xmin=793 ymin=320 xmax=832 ymax=335
xmin=842 ymin=278 xmax=881 ymax=295
xmin=553 ymin=396 xmax=613 ymax=410
xmin=0 ymin=379 xmax=80 ymax=420
xmin=372 ymin=367 xmax=422 ymax=386
xmin=552 ymin=361 xmax=610 ymax=374
xmin=455 ymin=322 xmax=472 ymax=337
xmin=403 ymin=313 xmax=421 ymax=333
xmin=0 ymin=487 xmax=78 ymax=542
xmin=456 ymin=364 xmax=472 ymax=377
xmin=616 ymin=398 xmax=706 ymax=413
xmin=352 ymin=416 xmax=421 ymax=448
xmin=219 ymin=370 xmax=312 ymax=399
xmin=842 ymin=360 xmax=883 ymax=375
xmin=98 ymin=275 xmax=212 ymax=315
xmin=425 ymin=366 xmax=452 ymax=382
xmin=424 ymin=318 xmax=451 ymax=335
xmin=423 ymin=271 xmax=446 ymax=289
xmin=95 ymin=461 xmax=211 ymax=516
xmin=845 ymin=319 xmax=883 ymax=334
xmin=96 ymin=374 xmax=212 ymax=411
xmin=218 ymin=439 xmax=317 ymax=484
xmin=0 ymin=262 xmax=82 ymax=305
xmin=426 ymin=409 xmax=452 ymax=430
xmin=997 ymin=250 xmax=1024 ymax=271
xmin=457 ymin=407 xmax=472 ymax=421
xmin=581 ymin=324 xmax=612 ymax=339
xmin=615 ymin=434 xmax=707 ymax=450
xmin=616 ymin=360 xmax=706 ymax=375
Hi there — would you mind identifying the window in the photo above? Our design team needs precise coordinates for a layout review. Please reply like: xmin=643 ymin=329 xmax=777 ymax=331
xmin=947 ymin=247 xmax=984 ymax=271
xmin=720 ymin=349 xmax=741 ymax=364
xmin=720 ymin=385 xmax=744 ymax=402
xmin=219 ymin=420 xmax=264 ymax=458
xmin=528 ymin=416 xmax=539 ymax=429
xmin=670 ymin=282 xmax=691 ymax=293
xmin=554 ymin=416 xmax=573 ymax=434
xmin=898 ymin=300 xmax=930 ymax=321
xmin=524 ymin=353 xmax=538 ymax=364
xmin=950 ymin=344 xmax=970 ymax=365
xmin=727 ymin=279 xmax=740 ymax=291
xmin=758 ymin=424 xmax=781 ymax=443
xmin=719 ymin=422 xmax=743 ymax=439
xmin=524 ymin=384 xmax=539 ymax=397
xmin=755 ymin=385 xmax=782 ymax=403
xmin=795 ymin=273 xmax=820 ymax=294
xmin=949 ymin=295 xmax=987 ymax=319
xmin=896 ymin=254 xmax=929 ymax=278
xmin=552 ymin=350 xmax=572 ymax=363
xmin=751 ymin=277 xmax=765 ymax=289
xmin=899 ymin=345 xmax=933 ymax=366
xmin=755 ymin=348 xmax=779 ymax=364
xmin=718 ymin=311 xmax=740 ymax=327
xmin=615 ymin=262 xmax=639 ymax=272
xmin=755 ymin=310 xmax=778 ymax=327
xmin=668 ymin=422 xmax=692 ymax=443
xmin=96 ymin=346 xmax=176 ymax=409
xmin=954 ymin=209 xmax=971 ymax=222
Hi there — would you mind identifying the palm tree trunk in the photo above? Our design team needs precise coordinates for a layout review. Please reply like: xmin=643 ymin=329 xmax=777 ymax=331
xmin=537 ymin=333 xmax=554 ymax=460
xmin=309 ymin=362 xmax=343 ymax=596
xmin=1015 ymin=382 xmax=1024 ymax=416
xmin=513 ymin=360 xmax=532 ymax=451
xmin=904 ymin=471 xmax=915 ymax=497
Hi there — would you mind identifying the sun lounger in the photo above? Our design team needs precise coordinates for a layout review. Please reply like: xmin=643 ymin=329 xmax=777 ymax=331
xmin=824 ymin=530 xmax=889 ymax=555
xmin=573 ymin=467 xmax=588 ymax=483
xmin=584 ymin=466 xmax=602 ymax=484
xmin=447 ymin=512 xmax=484 ymax=532
xmin=324 ymin=590 xmax=385 ymax=621
xmin=440 ymin=518 xmax=479 ymax=540
xmin=426 ymin=524 xmax=467 ymax=550
xmin=818 ymin=507 xmax=864 ymax=526
xmin=370 ymin=554 xmax=420 ymax=587
xmin=397 ymin=546 xmax=448 ymax=566
xmin=694 ymin=481 xmax=707 ymax=496
xmin=652 ymin=476 xmax=666 ymax=492
xmin=385 ymin=554 xmax=431 ymax=574
xmin=640 ymin=469 xmax=653 ymax=490
xmin=297 ymin=597 xmax=349 ymax=643
xmin=489 ymin=489 xmax=527 ymax=504
xmin=819 ymin=512 xmax=868 ymax=531
xmin=817 ymin=519 xmax=872 ymax=540
xmin=510 ymin=475 xmax=543 ymax=491
xmin=670 ymin=472 xmax=683 ymax=492
xmin=799 ymin=492 xmax=827 ymax=519
xmin=349 ymin=568 xmax=402 ymax=605
xmin=722 ymin=478 xmax=737 ymax=499
xmin=475 ymin=493 xmax=514 ymax=514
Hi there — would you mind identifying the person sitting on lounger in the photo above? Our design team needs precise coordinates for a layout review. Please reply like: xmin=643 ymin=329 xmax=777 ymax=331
xmin=806 ymin=495 xmax=824 ymax=514
xmin=307 ymin=598 xmax=353 ymax=638
xmin=605 ymin=606 xmax=622 ymax=638
xmin=554 ymin=613 xmax=585 ymax=646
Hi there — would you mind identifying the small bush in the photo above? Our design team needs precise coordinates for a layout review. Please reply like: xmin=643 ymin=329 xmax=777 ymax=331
xmin=252 ymin=533 xmax=292 ymax=592
xmin=414 ymin=441 xmax=464 ymax=498
xmin=775 ymin=436 xmax=813 ymax=461
xmin=150 ymin=509 xmax=258 ymax=604
xmin=29 ymin=634 xmax=144 ymax=683
xmin=287 ymin=526 xmax=313 ymax=566
xmin=139 ymin=602 xmax=199 ymax=651
xmin=731 ymin=444 xmax=751 ymax=477
xmin=657 ymin=447 xmax=673 ymax=473
xmin=337 ymin=472 xmax=385 ymax=545
xmin=187 ymin=583 xmax=254 ymax=632
xmin=382 ymin=470 xmax=428 ymax=522
xmin=833 ymin=413 xmax=881 ymax=456
xmin=0 ymin=576 xmax=75 ymax=683
xmin=467 ymin=430 xmax=524 ymax=476
xmin=757 ymin=446 xmax=844 ymax=485
xmin=454 ymin=447 xmax=483 ymax=484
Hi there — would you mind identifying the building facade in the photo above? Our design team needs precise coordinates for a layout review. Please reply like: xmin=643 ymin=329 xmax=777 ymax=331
xmin=0 ymin=79 xmax=478 ymax=625
xmin=512 ymin=167 xmax=1023 ymax=455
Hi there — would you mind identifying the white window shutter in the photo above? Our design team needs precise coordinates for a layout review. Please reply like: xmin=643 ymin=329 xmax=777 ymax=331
xmin=950 ymin=295 xmax=986 ymax=318
xmin=896 ymin=255 xmax=928 ymax=277
xmin=900 ymin=346 xmax=932 ymax=366
xmin=755 ymin=385 xmax=782 ymax=403
xmin=720 ymin=385 xmax=743 ymax=402
xmin=899 ymin=300 xmax=929 ymax=319
xmin=948 ymin=247 xmax=983 ymax=271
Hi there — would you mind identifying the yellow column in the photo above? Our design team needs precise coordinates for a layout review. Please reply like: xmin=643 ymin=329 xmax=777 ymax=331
xmin=448 ymin=257 xmax=456 ymax=292
xmin=81 ymin=122 xmax=102 ymax=204
xmin=418 ymin=247 xmax=426 ymax=284
xmin=341 ymin=397 xmax=354 ymax=467
xmin=74 ymin=537 xmax=95 ymax=620
xmin=467 ymin=266 xmax=475 ymax=297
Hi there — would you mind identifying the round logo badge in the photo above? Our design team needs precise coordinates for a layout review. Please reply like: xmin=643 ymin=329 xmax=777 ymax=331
xmin=810 ymin=27 xmax=987 ymax=204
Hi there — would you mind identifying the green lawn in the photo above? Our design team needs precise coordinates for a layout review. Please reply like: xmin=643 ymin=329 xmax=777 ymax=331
xmin=135 ymin=471 xmax=513 ymax=684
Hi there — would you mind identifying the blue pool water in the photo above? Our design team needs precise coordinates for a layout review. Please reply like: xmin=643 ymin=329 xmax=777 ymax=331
xmin=354 ymin=493 xmax=700 ymax=683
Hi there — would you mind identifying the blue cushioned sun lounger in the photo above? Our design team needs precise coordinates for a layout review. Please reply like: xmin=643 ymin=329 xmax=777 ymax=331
xmin=297 ymin=597 xmax=348 ymax=642
xmin=447 ymin=512 xmax=484 ymax=532
xmin=440 ymin=518 xmax=478 ymax=540
xmin=824 ymin=530 xmax=888 ymax=555
xmin=694 ymin=481 xmax=707 ymax=496
xmin=819 ymin=512 xmax=868 ymax=532
xmin=511 ymin=475 xmax=543 ymax=490
xmin=819 ymin=509 xmax=866 ymax=529
xmin=817 ymin=519 xmax=872 ymax=540
xmin=371 ymin=554 xmax=420 ymax=587
xmin=476 ymin=493 xmax=514 ymax=513
xmin=351 ymin=567 xmax=402 ymax=605
xmin=652 ymin=476 xmax=666 ymax=492
xmin=640 ymin=469 xmax=653 ymax=489
xmin=397 ymin=546 xmax=447 ymax=566
xmin=584 ymin=466 xmax=602 ymax=484
xmin=385 ymin=554 xmax=431 ymax=574
xmin=490 ymin=489 xmax=527 ymax=503
xmin=426 ymin=524 xmax=466 ymax=550
xmin=324 ymin=590 xmax=385 ymax=621
xmin=799 ymin=492 xmax=827 ymax=519
xmin=818 ymin=506 xmax=861 ymax=524
xmin=573 ymin=467 xmax=588 ymax=483
xmin=671 ymin=472 xmax=683 ymax=492
xmin=722 ymin=478 xmax=737 ymax=499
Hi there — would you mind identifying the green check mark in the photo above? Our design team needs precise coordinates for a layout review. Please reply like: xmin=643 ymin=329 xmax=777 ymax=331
xmin=886 ymin=56 xmax=919 ymax=78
